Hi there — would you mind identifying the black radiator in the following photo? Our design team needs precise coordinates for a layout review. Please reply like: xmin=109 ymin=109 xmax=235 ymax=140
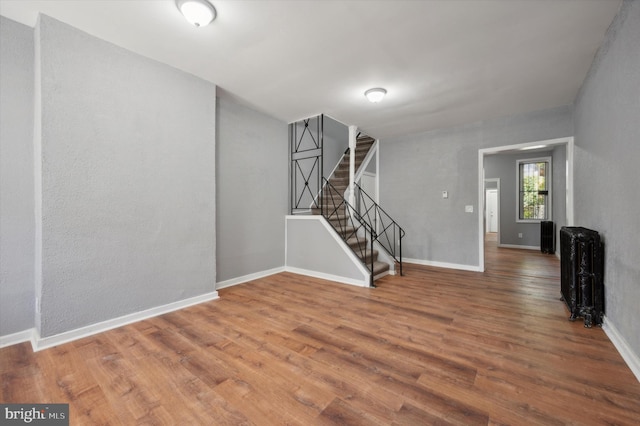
xmin=559 ymin=227 xmax=604 ymax=327
xmin=540 ymin=221 xmax=554 ymax=254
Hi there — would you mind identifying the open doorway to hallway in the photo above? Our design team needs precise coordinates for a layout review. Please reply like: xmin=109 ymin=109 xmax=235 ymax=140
xmin=477 ymin=137 xmax=574 ymax=272
xmin=484 ymin=178 xmax=500 ymax=246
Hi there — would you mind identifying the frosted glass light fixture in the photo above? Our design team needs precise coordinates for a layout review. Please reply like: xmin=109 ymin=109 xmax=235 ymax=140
xmin=365 ymin=88 xmax=387 ymax=103
xmin=176 ymin=0 xmax=216 ymax=27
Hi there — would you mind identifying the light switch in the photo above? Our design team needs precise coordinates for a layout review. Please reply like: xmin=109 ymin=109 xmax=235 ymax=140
xmin=442 ymin=191 xmax=448 ymax=199
xmin=465 ymin=205 xmax=473 ymax=213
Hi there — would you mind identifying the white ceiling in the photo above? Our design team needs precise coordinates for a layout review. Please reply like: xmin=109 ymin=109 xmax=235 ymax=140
xmin=0 ymin=0 xmax=621 ymax=139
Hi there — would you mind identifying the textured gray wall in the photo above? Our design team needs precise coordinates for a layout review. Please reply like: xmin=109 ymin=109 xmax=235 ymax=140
xmin=216 ymin=96 xmax=287 ymax=283
xmin=574 ymin=0 xmax=640 ymax=359
xmin=380 ymin=105 xmax=572 ymax=267
xmin=484 ymin=149 xmax=565 ymax=248
xmin=0 ymin=17 xmax=35 ymax=336
xmin=37 ymin=16 xmax=217 ymax=337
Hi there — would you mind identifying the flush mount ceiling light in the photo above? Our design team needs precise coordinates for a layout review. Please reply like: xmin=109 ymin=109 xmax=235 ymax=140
xmin=365 ymin=88 xmax=387 ymax=103
xmin=176 ymin=0 xmax=216 ymax=27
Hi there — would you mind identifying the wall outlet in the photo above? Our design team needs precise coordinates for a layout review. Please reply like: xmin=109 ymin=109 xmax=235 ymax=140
xmin=518 ymin=233 xmax=523 ymax=238
xmin=442 ymin=191 xmax=448 ymax=199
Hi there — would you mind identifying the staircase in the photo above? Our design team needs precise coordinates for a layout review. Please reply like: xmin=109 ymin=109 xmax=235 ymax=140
xmin=312 ymin=136 xmax=391 ymax=282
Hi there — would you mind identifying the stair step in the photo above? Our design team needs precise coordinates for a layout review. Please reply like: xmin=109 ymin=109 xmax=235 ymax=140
xmin=329 ymin=175 xmax=348 ymax=184
xmin=336 ymin=225 xmax=356 ymax=237
xmin=311 ymin=207 xmax=346 ymax=216
xmin=313 ymin=193 xmax=346 ymax=203
xmin=372 ymin=261 xmax=390 ymax=276
xmin=339 ymin=158 xmax=368 ymax=170
xmin=341 ymin=152 xmax=369 ymax=163
xmin=345 ymin=236 xmax=368 ymax=249
xmin=355 ymin=249 xmax=379 ymax=264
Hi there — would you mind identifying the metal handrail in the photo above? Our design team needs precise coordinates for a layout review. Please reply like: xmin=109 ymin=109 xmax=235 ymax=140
xmin=321 ymin=178 xmax=377 ymax=287
xmin=354 ymin=183 xmax=405 ymax=276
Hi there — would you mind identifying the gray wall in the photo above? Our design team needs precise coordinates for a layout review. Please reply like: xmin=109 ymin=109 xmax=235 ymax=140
xmin=286 ymin=217 xmax=367 ymax=285
xmin=574 ymin=0 xmax=640 ymax=359
xmin=36 ymin=15 xmax=217 ymax=337
xmin=484 ymin=149 xmax=565 ymax=248
xmin=0 ymin=17 xmax=35 ymax=335
xmin=380 ymin=105 xmax=572 ymax=267
xmin=216 ymin=96 xmax=287 ymax=283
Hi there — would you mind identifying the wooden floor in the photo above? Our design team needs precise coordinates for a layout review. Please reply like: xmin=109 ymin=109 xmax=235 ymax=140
xmin=2 ymin=238 xmax=640 ymax=425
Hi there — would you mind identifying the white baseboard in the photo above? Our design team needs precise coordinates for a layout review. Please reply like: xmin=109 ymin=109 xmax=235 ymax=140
xmin=0 ymin=328 xmax=36 ymax=349
xmin=403 ymin=257 xmax=481 ymax=272
xmin=216 ymin=267 xmax=285 ymax=290
xmin=285 ymin=266 xmax=368 ymax=287
xmin=602 ymin=316 xmax=640 ymax=383
xmin=498 ymin=244 xmax=540 ymax=250
xmin=26 ymin=290 xmax=219 ymax=352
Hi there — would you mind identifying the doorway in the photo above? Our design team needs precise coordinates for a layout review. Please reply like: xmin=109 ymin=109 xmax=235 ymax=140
xmin=484 ymin=178 xmax=499 ymax=237
xmin=486 ymin=190 xmax=498 ymax=232
xmin=477 ymin=137 xmax=574 ymax=272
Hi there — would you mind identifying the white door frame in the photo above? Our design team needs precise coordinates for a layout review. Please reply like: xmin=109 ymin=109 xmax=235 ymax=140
xmin=477 ymin=137 xmax=574 ymax=272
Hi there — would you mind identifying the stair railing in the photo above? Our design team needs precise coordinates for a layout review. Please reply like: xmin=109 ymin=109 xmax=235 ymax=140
xmin=354 ymin=183 xmax=406 ymax=276
xmin=321 ymin=178 xmax=376 ymax=287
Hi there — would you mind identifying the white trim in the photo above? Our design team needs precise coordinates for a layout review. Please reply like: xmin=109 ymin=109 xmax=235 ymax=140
xmin=375 ymin=140 xmax=380 ymax=203
xmin=348 ymin=125 xmax=357 ymax=206
xmin=216 ymin=267 xmax=285 ymax=290
xmin=31 ymin=290 xmax=219 ymax=352
xmin=404 ymin=257 xmax=482 ymax=272
xmin=478 ymin=152 xmax=485 ymax=271
xmin=478 ymin=136 xmax=574 ymax=273
xmin=603 ymin=316 xmax=640 ymax=383
xmin=284 ymin=266 xmax=368 ymax=287
xmin=565 ymin=138 xmax=575 ymax=226
xmin=0 ymin=329 xmax=37 ymax=349
xmin=498 ymin=244 xmax=540 ymax=251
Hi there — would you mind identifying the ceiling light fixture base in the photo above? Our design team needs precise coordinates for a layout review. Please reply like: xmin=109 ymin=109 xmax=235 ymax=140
xmin=365 ymin=88 xmax=387 ymax=103
xmin=176 ymin=0 xmax=216 ymax=27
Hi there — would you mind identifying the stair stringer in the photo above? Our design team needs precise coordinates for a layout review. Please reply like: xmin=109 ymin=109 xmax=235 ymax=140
xmin=285 ymin=215 xmax=371 ymax=287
